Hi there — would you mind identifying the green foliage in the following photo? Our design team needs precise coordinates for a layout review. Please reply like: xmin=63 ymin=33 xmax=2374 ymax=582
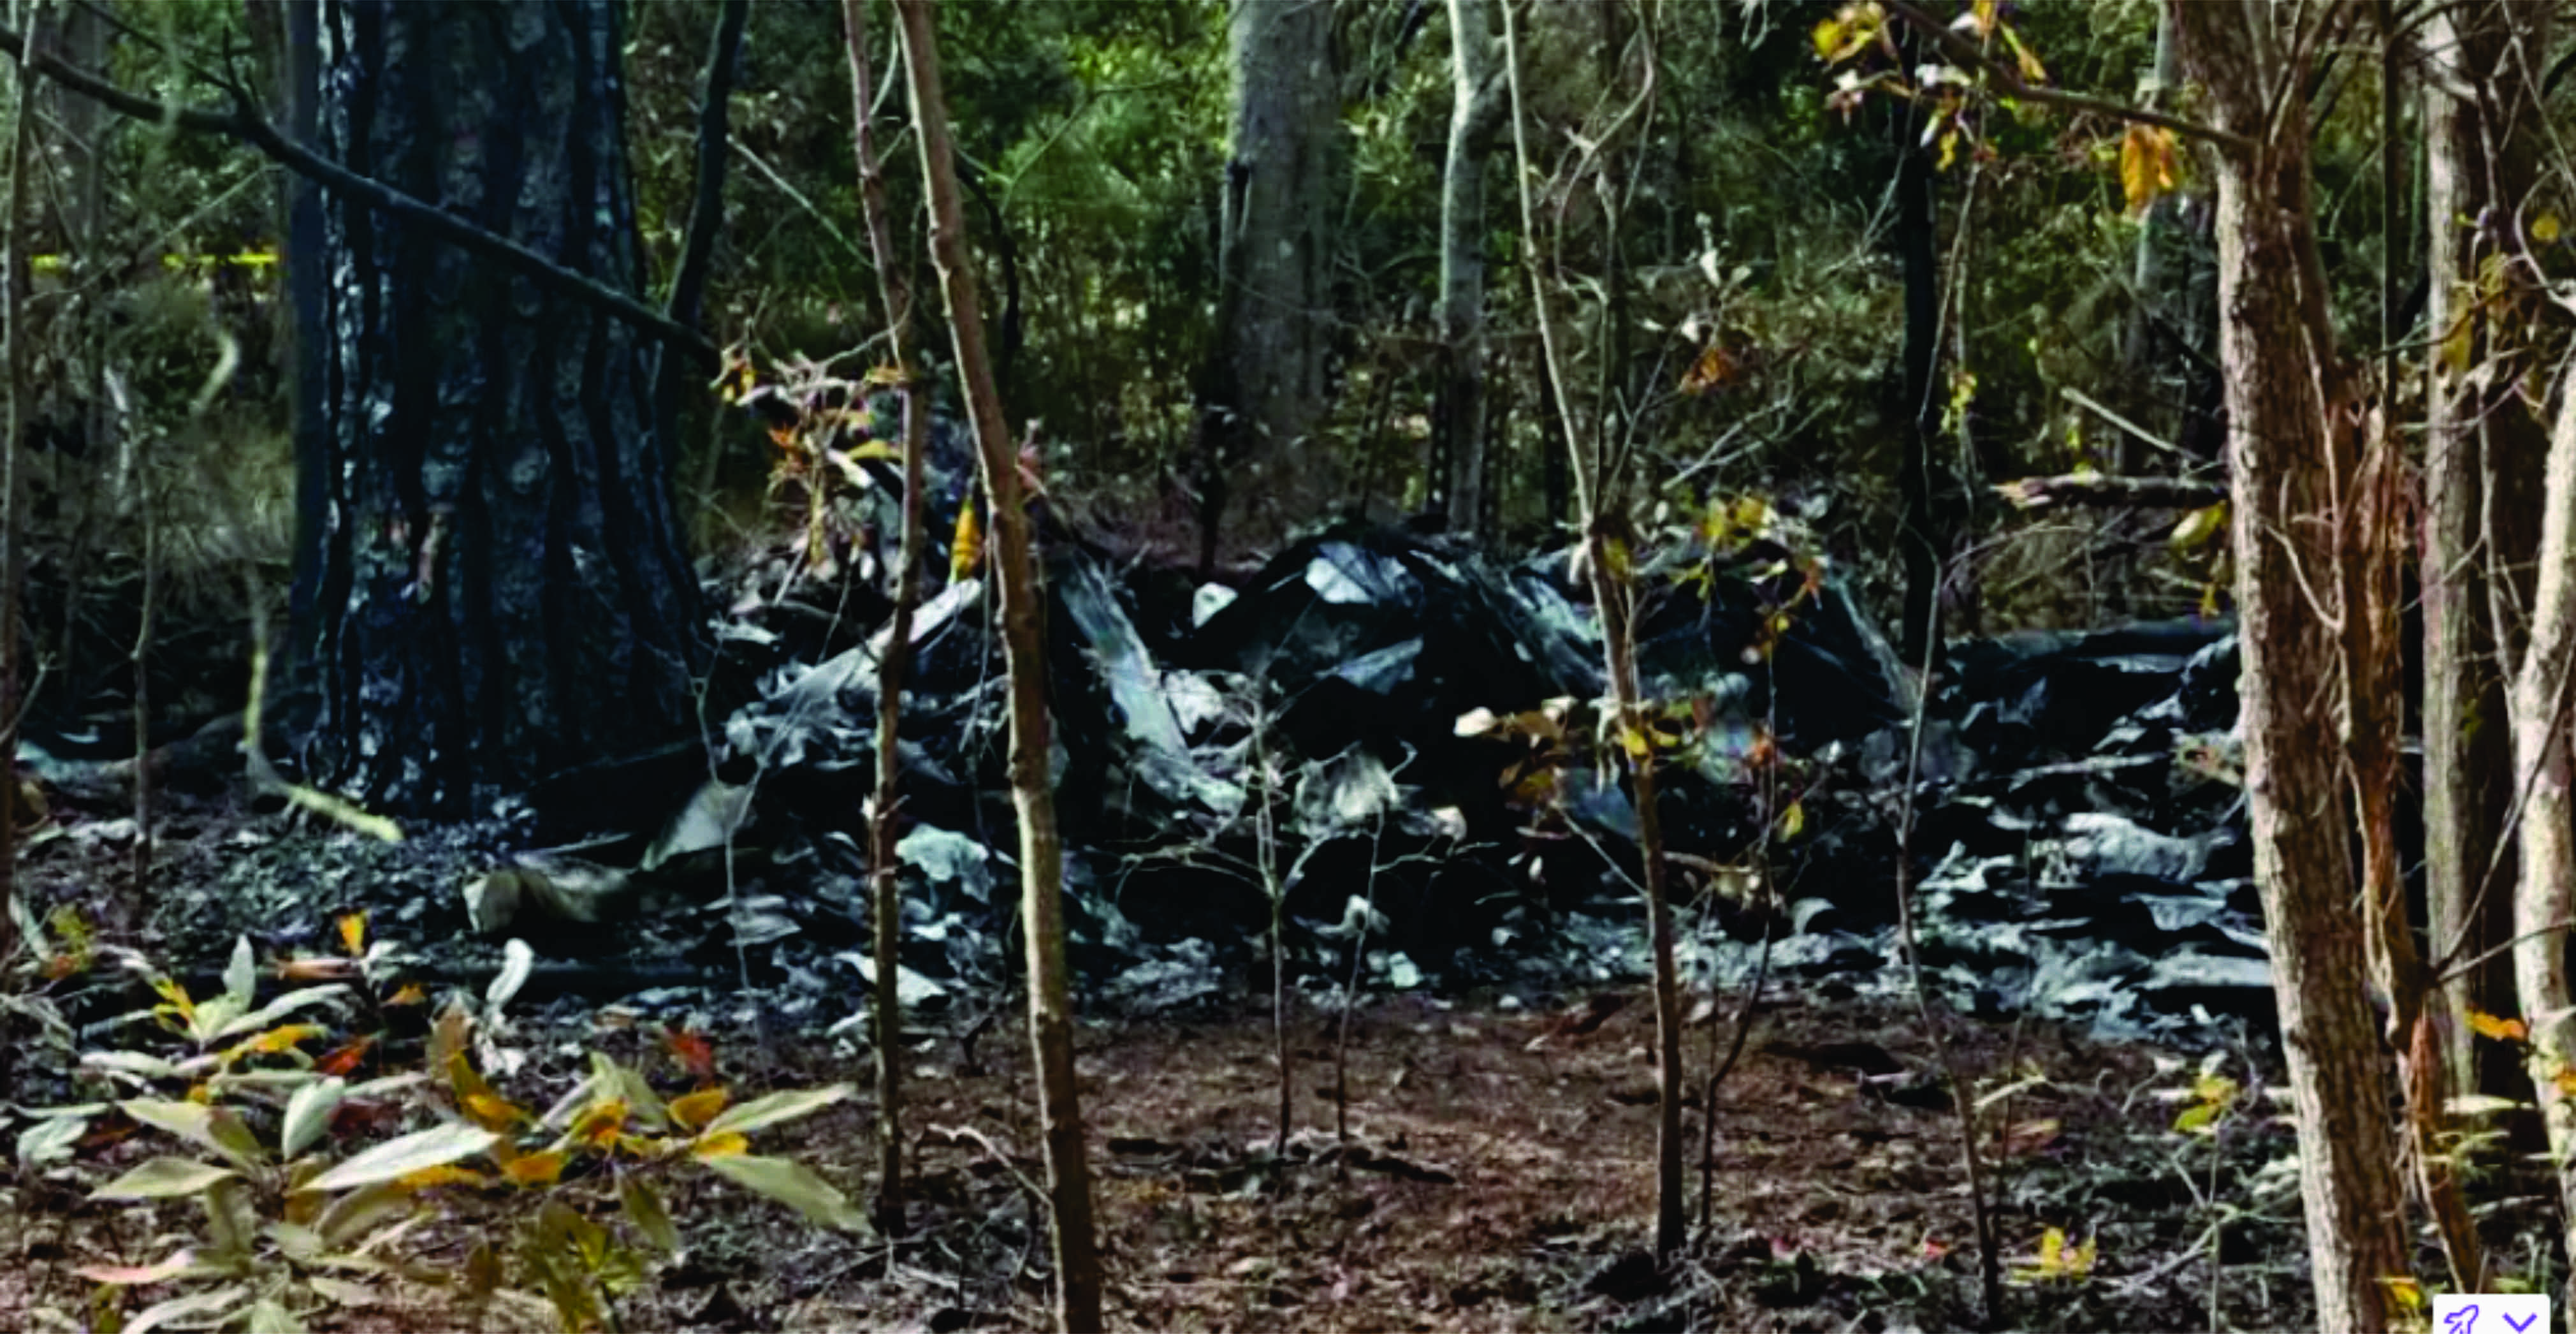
xmin=34 ymin=921 xmax=860 ymax=1334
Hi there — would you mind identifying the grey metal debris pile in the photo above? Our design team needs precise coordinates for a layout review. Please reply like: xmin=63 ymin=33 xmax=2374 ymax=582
xmin=452 ymin=496 xmax=2260 ymax=1045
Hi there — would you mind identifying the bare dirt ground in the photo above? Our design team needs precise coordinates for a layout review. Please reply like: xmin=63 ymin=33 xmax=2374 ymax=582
xmin=1 ymin=770 xmax=2539 ymax=1333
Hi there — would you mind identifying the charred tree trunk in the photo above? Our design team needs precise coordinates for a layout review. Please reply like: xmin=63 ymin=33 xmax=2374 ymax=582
xmin=0 ymin=0 xmax=31 ymax=958
xmin=2167 ymin=4 xmax=2413 ymax=1328
xmin=893 ymin=3 xmax=1103 ymax=1328
xmin=291 ymin=0 xmax=706 ymax=818
xmin=1891 ymin=65 xmax=1941 ymax=667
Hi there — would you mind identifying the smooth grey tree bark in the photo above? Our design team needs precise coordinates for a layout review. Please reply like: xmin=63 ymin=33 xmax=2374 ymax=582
xmin=1433 ymin=0 xmax=1502 ymax=541
xmin=1200 ymin=0 xmax=1337 ymax=566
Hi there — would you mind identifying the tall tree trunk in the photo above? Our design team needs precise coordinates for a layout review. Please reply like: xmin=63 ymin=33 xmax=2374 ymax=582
xmin=2165 ymin=6 xmax=2413 ymax=1329
xmin=292 ymin=0 xmax=706 ymax=818
xmin=0 ymin=0 xmax=31 ymax=964
xmin=2421 ymin=0 xmax=2545 ymax=1117
xmin=1205 ymin=0 xmax=1336 ymax=559
xmin=843 ymin=0 xmax=930 ymax=1238
xmin=2510 ymin=354 xmax=2576 ymax=1328
xmin=1501 ymin=0 xmax=1685 ymax=1263
xmin=892 ymin=4 xmax=1102 ymax=1328
xmin=1433 ymin=0 xmax=1499 ymax=541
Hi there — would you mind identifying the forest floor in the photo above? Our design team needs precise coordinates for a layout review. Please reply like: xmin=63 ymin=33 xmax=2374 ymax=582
xmin=3 ymin=773 xmax=2542 ymax=1333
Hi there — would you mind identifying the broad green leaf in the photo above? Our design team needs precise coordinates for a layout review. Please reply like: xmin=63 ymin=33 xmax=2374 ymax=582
xmin=699 ymin=1153 xmax=868 ymax=1231
xmin=590 ymin=1051 xmax=669 ymax=1131
xmin=283 ymin=1077 xmax=348 ymax=1161
xmin=204 ymin=1177 xmax=259 ymax=1260
xmin=213 ymin=985 xmax=351 ymax=1041
xmin=120 ymin=1099 xmax=265 ymax=1172
xmin=84 ymin=1050 xmax=186 ymax=1081
xmin=315 ymin=1181 xmax=419 ymax=1250
xmin=245 ymin=1297 xmax=305 ymax=1334
xmin=621 ymin=1176 xmax=682 ymax=1254
xmin=701 ymin=1092 xmax=850 ymax=1143
xmin=224 ymin=937 xmax=258 ymax=1011
xmin=300 ymin=1122 xmax=497 ymax=1194
xmin=92 ymin=1156 xmax=238 ymax=1201
xmin=77 ymin=1250 xmax=200 ymax=1286
xmin=304 ymin=1276 xmax=381 ymax=1308
xmin=16 ymin=1113 xmax=89 ymax=1167
xmin=124 ymin=1285 xmax=249 ymax=1334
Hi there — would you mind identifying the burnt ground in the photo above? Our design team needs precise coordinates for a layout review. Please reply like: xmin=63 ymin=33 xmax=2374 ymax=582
xmin=0 ymin=773 xmax=2554 ymax=1333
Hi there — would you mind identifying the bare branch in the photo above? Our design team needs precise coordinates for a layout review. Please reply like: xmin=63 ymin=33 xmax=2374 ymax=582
xmin=0 ymin=21 xmax=719 ymax=369
xmin=1879 ymin=0 xmax=2257 ymax=154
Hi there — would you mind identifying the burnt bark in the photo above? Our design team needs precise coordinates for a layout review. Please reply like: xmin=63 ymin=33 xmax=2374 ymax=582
xmin=1891 ymin=66 xmax=1941 ymax=667
xmin=292 ymin=0 xmax=706 ymax=818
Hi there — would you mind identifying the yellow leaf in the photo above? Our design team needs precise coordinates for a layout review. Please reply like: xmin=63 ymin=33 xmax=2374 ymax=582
xmin=691 ymin=1131 xmax=752 ymax=1161
xmin=570 ymin=1098 xmax=630 ymax=1150
xmin=388 ymin=983 xmax=428 ymax=1008
xmin=1811 ymin=16 xmax=1846 ymax=59
xmin=1777 ymin=800 xmax=1806 ymax=842
xmin=2439 ymin=309 xmax=2475 ymax=376
xmin=2120 ymin=125 xmax=2179 ymax=216
xmin=233 ymin=1024 xmax=328 ymax=1057
xmin=503 ymin=1150 xmax=566 ymax=1187
xmin=669 ymin=1088 xmax=729 ymax=1132
xmin=2169 ymin=502 xmax=2227 ymax=554
xmin=2002 ymin=25 xmax=2047 ymax=84
xmin=337 ymin=913 xmax=367 ymax=957
xmin=1937 ymin=128 xmax=1960 ymax=172
xmin=1603 ymin=537 xmax=1633 ymax=583
xmin=950 ymin=499 xmax=984 ymax=583
xmin=2536 ymin=212 xmax=2563 ymax=244
xmin=2381 ymin=1276 xmax=2426 ymax=1312
xmin=1970 ymin=0 xmax=1997 ymax=38
xmin=2467 ymin=1008 xmax=2528 ymax=1043
xmin=463 ymin=1092 xmax=528 ymax=1132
